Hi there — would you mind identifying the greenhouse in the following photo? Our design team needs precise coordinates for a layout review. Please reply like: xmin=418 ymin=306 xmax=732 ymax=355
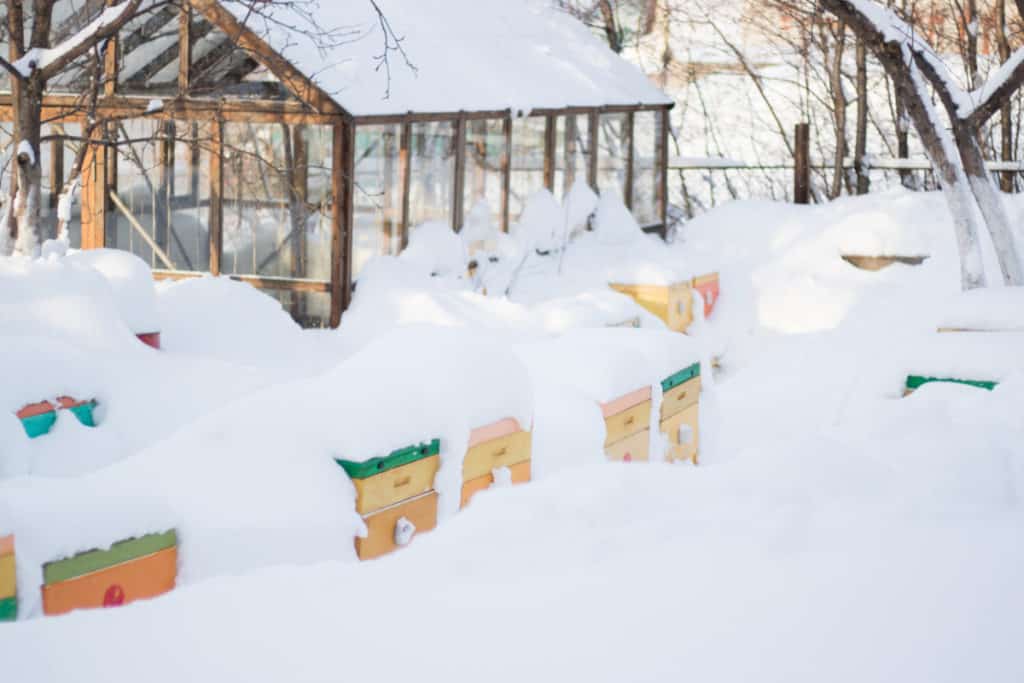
xmin=0 ymin=0 xmax=672 ymax=327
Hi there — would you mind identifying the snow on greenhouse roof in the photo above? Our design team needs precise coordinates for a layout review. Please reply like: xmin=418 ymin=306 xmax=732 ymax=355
xmin=222 ymin=0 xmax=673 ymax=116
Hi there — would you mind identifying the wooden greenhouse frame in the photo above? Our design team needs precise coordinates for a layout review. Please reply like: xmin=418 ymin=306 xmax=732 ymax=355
xmin=1 ymin=0 xmax=673 ymax=328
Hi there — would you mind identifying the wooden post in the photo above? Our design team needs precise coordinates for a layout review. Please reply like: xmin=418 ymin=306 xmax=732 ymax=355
xmin=209 ymin=119 xmax=224 ymax=275
xmin=543 ymin=115 xmax=556 ymax=191
xmin=341 ymin=121 xmax=356 ymax=311
xmin=381 ymin=126 xmax=397 ymax=255
xmin=179 ymin=6 xmax=192 ymax=94
xmin=291 ymin=124 xmax=309 ymax=280
xmin=501 ymin=112 xmax=512 ymax=233
xmin=155 ymin=121 xmax=175 ymax=255
xmin=657 ymin=108 xmax=670 ymax=234
xmin=452 ymin=115 xmax=466 ymax=231
xmin=188 ymin=123 xmax=200 ymax=203
xmin=399 ymin=122 xmax=411 ymax=249
xmin=624 ymin=111 xmax=635 ymax=209
xmin=101 ymin=0 xmax=120 ymax=96
xmin=564 ymin=115 xmax=577 ymax=195
xmin=80 ymin=127 xmax=109 ymax=249
xmin=330 ymin=123 xmax=344 ymax=328
xmin=793 ymin=122 xmax=810 ymax=205
xmin=587 ymin=110 xmax=599 ymax=190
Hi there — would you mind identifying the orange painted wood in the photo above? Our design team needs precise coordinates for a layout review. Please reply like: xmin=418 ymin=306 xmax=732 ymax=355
xmin=600 ymin=387 xmax=652 ymax=418
xmin=0 ymin=534 xmax=13 ymax=556
xmin=662 ymin=403 xmax=700 ymax=465
xmin=17 ymin=397 xmax=91 ymax=419
xmin=460 ymin=460 xmax=531 ymax=509
xmin=604 ymin=400 xmax=651 ymax=447
xmin=605 ymin=428 xmax=650 ymax=463
xmin=692 ymin=272 xmax=720 ymax=318
xmin=41 ymin=546 xmax=177 ymax=616
xmin=356 ymin=491 xmax=438 ymax=561
xmin=54 ymin=396 xmax=89 ymax=410
xmin=16 ymin=400 xmax=55 ymax=419
xmin=660 ymin=376 xmax=701 ymax=421
xmin=468 ymin=417 xmax=523 ymax=448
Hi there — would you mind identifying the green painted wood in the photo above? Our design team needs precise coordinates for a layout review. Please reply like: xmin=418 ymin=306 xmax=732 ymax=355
xmin=0 ymin=595 xmax=16 ymax=622
xmin=905 ymin=375 xmax=998 ymax=392
xmin=68 ymin=402 xmax=97 ymax=427
xmin=336 ymin=439 xmax=441 ymax=480
xmin=20 ymin=411 xmax=57 ymax=438
xmin=18 ymin=401 xmax=97 ymax=438
xmin=43 ymin=530 xmax=178 ymax=586
xmin=661 ymin=363 xmax=701 ymax=393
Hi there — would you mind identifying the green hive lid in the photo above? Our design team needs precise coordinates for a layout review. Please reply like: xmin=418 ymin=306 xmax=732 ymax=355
xmin=0 ymin=595 xmax=15 ymax=621
xmin=661 ymin=363 xmax=701 ymax=393
xmin=42 ymin=529 xmax=178 ymax=586
xmin=905 ymin=375 xmax=998 ymax=392
xmin=335 ymin=439 xmax=441 ymax=479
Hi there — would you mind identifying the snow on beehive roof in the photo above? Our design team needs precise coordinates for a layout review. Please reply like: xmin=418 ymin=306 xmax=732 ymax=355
xmin=225 ymin=0 xmax=672 ymax=116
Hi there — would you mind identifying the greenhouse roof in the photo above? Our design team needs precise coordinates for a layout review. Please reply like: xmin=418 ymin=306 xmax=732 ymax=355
xmin=221 ymin=0 xmax=673 ymax=117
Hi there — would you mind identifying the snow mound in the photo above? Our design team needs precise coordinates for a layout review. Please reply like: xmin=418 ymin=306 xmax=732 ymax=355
xmin=937 ymin=287 xmax=1024 ymax=330
xmin=400 ymin=221 xmax=468 ymax=279
xmin=65 ymin=249 xmax=159 ymax=334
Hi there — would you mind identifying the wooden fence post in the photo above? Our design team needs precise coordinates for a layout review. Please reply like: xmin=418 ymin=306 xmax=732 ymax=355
xmin=793 ymin=122 xmax=810 ymax=204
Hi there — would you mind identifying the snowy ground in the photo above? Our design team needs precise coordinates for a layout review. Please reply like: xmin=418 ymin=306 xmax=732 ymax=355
xmin=2 ymin=189 xmax=1023 ymax=681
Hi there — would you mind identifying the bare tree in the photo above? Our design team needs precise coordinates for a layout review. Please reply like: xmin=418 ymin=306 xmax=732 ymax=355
xmin=822 ymin=0 xmax=1024 ymax=288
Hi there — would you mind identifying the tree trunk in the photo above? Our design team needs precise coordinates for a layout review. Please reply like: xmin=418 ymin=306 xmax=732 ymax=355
xmin=854 ymin=38 xmax=870 ymax=194
xmin=956 ymin=124 xmax=1024 ymax=285
xmin=887 ymin=55 xmax=986 ymax=288
xmin=998 ymin=0 xmax=1014 ymax=193
xmin=829 ymin=22 xmax=847 ymax=200
xmin=11 ymin=77 xmax=45 ymax=257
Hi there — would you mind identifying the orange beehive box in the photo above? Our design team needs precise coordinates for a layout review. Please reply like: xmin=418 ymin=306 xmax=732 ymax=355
xmin=41 ymin=531 xmax=178 ymax=616
xmin=42 ymin=546 xmax=177 ymax=616
xmin=691 ymin=272 xmax=720 ymax=319
xmin=356 ymin=491 xmax=438 ymax=561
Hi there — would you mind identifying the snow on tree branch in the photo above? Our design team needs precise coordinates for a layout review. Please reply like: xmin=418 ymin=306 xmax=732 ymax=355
xmin=842 ymin=0 xmax=1024 ymax=126
xmin=13 ymin=0 xmax=144 ymax=81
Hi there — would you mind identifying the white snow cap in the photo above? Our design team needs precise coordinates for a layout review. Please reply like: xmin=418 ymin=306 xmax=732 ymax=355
xmin=593 ymin=191 xmax=644 ymax=245
xmin=225 ymin=0 xmax=671 ymax=116
xmin=399 ymin=221 xmax=468 ymax=278
xmin=513 ymin=189 xmax=563 ymax=254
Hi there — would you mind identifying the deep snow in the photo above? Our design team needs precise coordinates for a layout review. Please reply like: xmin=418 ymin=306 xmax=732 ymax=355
xmin=1 ymin=189 xmax=1022 ymax=682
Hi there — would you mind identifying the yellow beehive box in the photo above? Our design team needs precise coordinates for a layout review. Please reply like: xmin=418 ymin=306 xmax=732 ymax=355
xmin=601 ymin=387 xmax=652 ymax=462
xmin=462 ymin=428 xmax=532 ymax=483
xmin=661 ymin=403 xmax=699 ymax=465
xmin=660 ymin=375 xmax=701 ymax=421
xmin=603 ymin=400 xmax=651 ymax=448
xmin=461 ymin=418 xmax=532 ymax=508
xmin=605 ymin=428 xmax=650 ymax=462
xmin=609 ymin=282 xmax=694 ymax=332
